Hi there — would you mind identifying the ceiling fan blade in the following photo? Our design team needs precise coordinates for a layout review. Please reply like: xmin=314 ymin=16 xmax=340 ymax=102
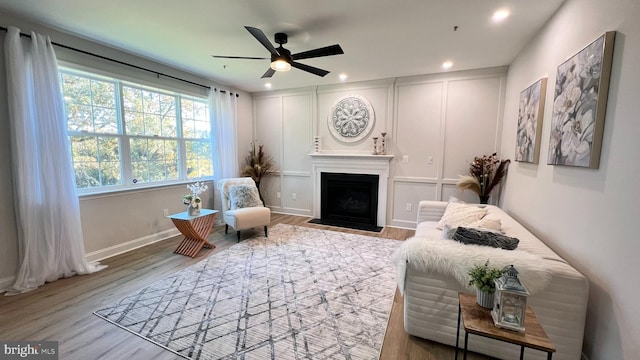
xmin=291 ymin=62 xmax=330 ymax=77
xmin=245 ymin=26 xmax=280 ymax=56
xmin=291 ymin=44 xmax=344 ymax=60
xmin=261 ymin=68 xmax=276 ymax=78
xmin=211 ymin=55 xmax=268 ymax=60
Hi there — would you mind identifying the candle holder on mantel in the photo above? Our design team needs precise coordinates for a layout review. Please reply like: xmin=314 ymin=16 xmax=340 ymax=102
xmin=313 ymin=136 xmax=320 ymax=153
xmin=372 ymin=137 xmax=379 ymax=155
xmin=380 ymin=132 xmax=387 ymax=155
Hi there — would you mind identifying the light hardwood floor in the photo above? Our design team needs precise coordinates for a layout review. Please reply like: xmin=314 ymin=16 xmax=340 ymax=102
xmin=0 ymin=214 xmax=490 ymax=359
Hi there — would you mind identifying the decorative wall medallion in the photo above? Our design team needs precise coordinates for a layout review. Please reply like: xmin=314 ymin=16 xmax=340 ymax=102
xmin=328 ymin=95 xmax=375 ymax=143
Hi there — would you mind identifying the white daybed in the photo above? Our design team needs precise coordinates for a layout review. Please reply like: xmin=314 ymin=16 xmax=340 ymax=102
xmin=393 ymin=200 xmax=589 ymax=360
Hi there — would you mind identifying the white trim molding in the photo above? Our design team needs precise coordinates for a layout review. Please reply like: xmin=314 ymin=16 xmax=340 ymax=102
xmin=310 ymin=152 xmax=393 ymax=227
xmin=85 ymin=228 xmax=180 ymax=262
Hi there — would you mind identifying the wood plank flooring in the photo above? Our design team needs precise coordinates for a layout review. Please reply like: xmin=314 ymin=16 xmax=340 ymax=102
xmin=0 ymin=214 xmax=490 ymax=359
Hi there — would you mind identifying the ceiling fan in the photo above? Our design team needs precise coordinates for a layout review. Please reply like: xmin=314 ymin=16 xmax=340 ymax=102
xmin=212 ymin=26 xmax=344 ymax=78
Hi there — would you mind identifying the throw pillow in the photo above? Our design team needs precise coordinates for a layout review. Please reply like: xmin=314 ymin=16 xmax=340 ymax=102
xmin=452 ymin=227 xmax=520 ymax=250
xmin=229 ymin=185 xmax=263 ymax=210
xmin=437 ymin=202 xmax=487 ymax=230
xmin=468 ymin=217 xmax=503 ymax=233
xmin=441 ymin=224 xmax=458 ymax=240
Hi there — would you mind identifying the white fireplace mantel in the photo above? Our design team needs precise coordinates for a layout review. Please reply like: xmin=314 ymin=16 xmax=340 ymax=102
xmin=309 ymin=152 xmax=393 ymax=227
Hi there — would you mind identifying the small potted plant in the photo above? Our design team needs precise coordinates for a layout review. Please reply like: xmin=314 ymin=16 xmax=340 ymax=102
xmin=183 ymin=181 xmax=208 ymax=216
xmin=468 ymin=260 xmax=504 ymax=309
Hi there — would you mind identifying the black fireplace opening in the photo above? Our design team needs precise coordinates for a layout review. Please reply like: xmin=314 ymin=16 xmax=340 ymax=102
xmin=309 ymin=172 xmax=382 ymax=232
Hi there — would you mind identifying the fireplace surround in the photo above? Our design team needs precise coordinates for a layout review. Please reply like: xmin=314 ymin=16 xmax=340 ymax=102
xmin=310 ymin=153 xmax=393 ymax=228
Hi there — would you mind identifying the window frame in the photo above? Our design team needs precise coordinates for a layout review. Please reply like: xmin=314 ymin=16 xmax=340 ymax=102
xmin=60 ymin=66 xmax=214 ymax=195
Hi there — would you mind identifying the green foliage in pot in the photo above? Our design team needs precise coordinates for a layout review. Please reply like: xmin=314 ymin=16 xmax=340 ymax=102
xmin=468 ymin=260 xmax=504 ymax=293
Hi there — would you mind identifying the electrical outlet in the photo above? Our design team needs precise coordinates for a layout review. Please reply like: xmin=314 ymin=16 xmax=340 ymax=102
xmin=292 ymin=193 xmax=297 ymax=200
xmin=427 ymin=156 xmax=434 ymax=164
xmin=402 ymin=155 xmax=409 ymax=163
xmin=163 ymin=208 xmax=169 ymax=217
xmin=277 ymin=192 xmax=281 ymax=199
xmin=405 ymin=203 xmax=412 ymax=211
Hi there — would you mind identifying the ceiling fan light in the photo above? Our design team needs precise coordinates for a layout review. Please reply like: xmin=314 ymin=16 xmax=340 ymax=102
xmin=270 ymin=59 xmax=291 ymax=71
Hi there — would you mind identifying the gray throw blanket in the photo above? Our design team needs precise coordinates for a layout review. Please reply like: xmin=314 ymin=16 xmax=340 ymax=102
xmin=452 ymin=226 xmax=520 ymax=250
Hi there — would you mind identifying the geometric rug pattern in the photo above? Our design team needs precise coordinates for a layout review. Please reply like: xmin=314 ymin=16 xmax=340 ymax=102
xmin=94 ymin=224 xmax=401 ymax=359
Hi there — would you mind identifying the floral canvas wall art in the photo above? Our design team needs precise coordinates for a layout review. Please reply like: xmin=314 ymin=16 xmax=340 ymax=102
xmin=515 ymin=78 xmax=547 ymax=163
xmin=547 ymin=32 xmax=616 ymax=168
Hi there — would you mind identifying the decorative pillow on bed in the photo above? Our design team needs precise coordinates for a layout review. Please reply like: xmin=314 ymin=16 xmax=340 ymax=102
xmin=441 ymin=218 xmax=502 ymax=240
xmin=229 ymin=185 xmax=263 ymax=210
xmin=468 ymin=217 xmax=503 ymax=233
xmin=441 ymin=224 xmax=458 ymax=240
xmin=436 ymin=202 xmax=487 ymax=230
xmin=452 ymin=226 xmax=519 ymax=250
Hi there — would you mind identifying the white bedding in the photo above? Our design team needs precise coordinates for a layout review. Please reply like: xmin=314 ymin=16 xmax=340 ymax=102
xmin=392 ymin=232 xmax=553 ymax=295
xmin=402 ymin=201 xmax=589 ymax=360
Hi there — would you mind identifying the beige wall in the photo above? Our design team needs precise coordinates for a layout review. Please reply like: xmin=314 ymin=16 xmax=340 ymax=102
xmin=500 ymin=0 xmax=640 ymax=358
xmin=79 ymin=184 xmax=213 ymax=257
xmin=0 ymin=29 xmax=19 ymax=286
xmin=0 ymin=14 xmax=253 ymax=285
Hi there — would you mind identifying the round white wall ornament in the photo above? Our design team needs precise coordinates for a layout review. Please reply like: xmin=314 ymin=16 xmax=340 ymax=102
xmin=327 ymin=95 xmax=375 ymax=143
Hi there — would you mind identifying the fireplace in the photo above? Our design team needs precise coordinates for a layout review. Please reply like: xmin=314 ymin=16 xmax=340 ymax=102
xmin=310 ymin=152 xmax=393 ymax=229
xmin=311 ymin=172 xmax=381 ymax=232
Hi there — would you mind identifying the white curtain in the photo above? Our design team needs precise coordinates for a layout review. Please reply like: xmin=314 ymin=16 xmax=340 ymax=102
xmin=4 ymin=27 xmax=105 ymax=295
xmin=210 ymin=89 xmax=239 ymax=181
xmin=209 ymin=89 xmax=238 ymax=222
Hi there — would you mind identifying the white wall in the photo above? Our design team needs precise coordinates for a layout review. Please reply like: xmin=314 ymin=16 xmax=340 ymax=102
xmin=252 ymin=68 xmax=507 ymax=227
xmin=253 ymin=88 xmax=315 ymax=215
xmin=500 ymin=0 xmax=640 ymax=358
xmin=392 ymin=68 xmax=506 ymax=227
xmin=0 ymin=14 xmax=253 ymax=285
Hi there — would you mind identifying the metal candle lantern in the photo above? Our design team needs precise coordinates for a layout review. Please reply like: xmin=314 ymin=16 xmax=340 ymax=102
xmin=491 ymin=265 xmax=530 ymax=332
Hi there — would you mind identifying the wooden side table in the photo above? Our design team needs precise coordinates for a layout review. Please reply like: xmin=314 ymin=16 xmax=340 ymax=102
xmin=455 ymin=292 xmax=555 ymax=360
xmin=167 ymin=209 xmax=218 ymax=257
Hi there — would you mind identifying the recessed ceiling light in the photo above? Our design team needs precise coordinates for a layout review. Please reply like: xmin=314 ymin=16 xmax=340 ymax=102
xmin=492 ymin=9 xmax=510 ymax=23
xmin=264 ymin=83 xmax=272 ymax=89
xmin=339 ymin=73 xmax=348 ymax=81
xmin=442 ymin=61 xmax=453 ymax=70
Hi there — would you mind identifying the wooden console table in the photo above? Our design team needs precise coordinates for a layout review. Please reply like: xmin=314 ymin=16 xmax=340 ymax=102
xmin=167 ymin=209 xmax=218 ymax=257
xmin=455 ymin=292 xmax=555 ymax=360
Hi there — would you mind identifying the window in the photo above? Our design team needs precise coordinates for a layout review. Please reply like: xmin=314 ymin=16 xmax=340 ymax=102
xmin=60 ymin=69 xmax=213 ymax=193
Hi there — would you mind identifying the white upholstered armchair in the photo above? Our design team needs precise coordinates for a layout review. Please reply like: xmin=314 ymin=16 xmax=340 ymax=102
xmin=217 ymin=177 xmax=271 ymax=242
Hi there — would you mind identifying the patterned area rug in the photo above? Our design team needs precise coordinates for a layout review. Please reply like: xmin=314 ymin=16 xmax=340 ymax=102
xmin=94 ymin=223 xmax=401 ymax=359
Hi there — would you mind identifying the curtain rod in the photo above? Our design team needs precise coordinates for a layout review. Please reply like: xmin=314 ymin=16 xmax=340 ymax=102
xmin=0 ymin=25 xmax=212 ymax=91
xmin=215 ymin=88 xmax=240 ymax=97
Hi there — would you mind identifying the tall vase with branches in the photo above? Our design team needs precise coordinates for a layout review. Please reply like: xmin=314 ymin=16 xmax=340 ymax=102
xmin=240 ymin=141 xmax=276 ymax=202
xmin=457 ymin=153 xmax=510 ymax=204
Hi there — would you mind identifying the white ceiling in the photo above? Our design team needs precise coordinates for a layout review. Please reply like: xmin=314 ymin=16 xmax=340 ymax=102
xmin=0 ymin=0 xmax=565 ymax=93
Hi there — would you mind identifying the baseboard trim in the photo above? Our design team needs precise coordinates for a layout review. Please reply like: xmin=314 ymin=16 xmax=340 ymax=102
xmin=389 ymin=219 xmax=417 ymax=229
xmin=385 ymin=224 xmax=416 ymax=231
xmin=85 ymin=228 xmax=181 ymax=262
